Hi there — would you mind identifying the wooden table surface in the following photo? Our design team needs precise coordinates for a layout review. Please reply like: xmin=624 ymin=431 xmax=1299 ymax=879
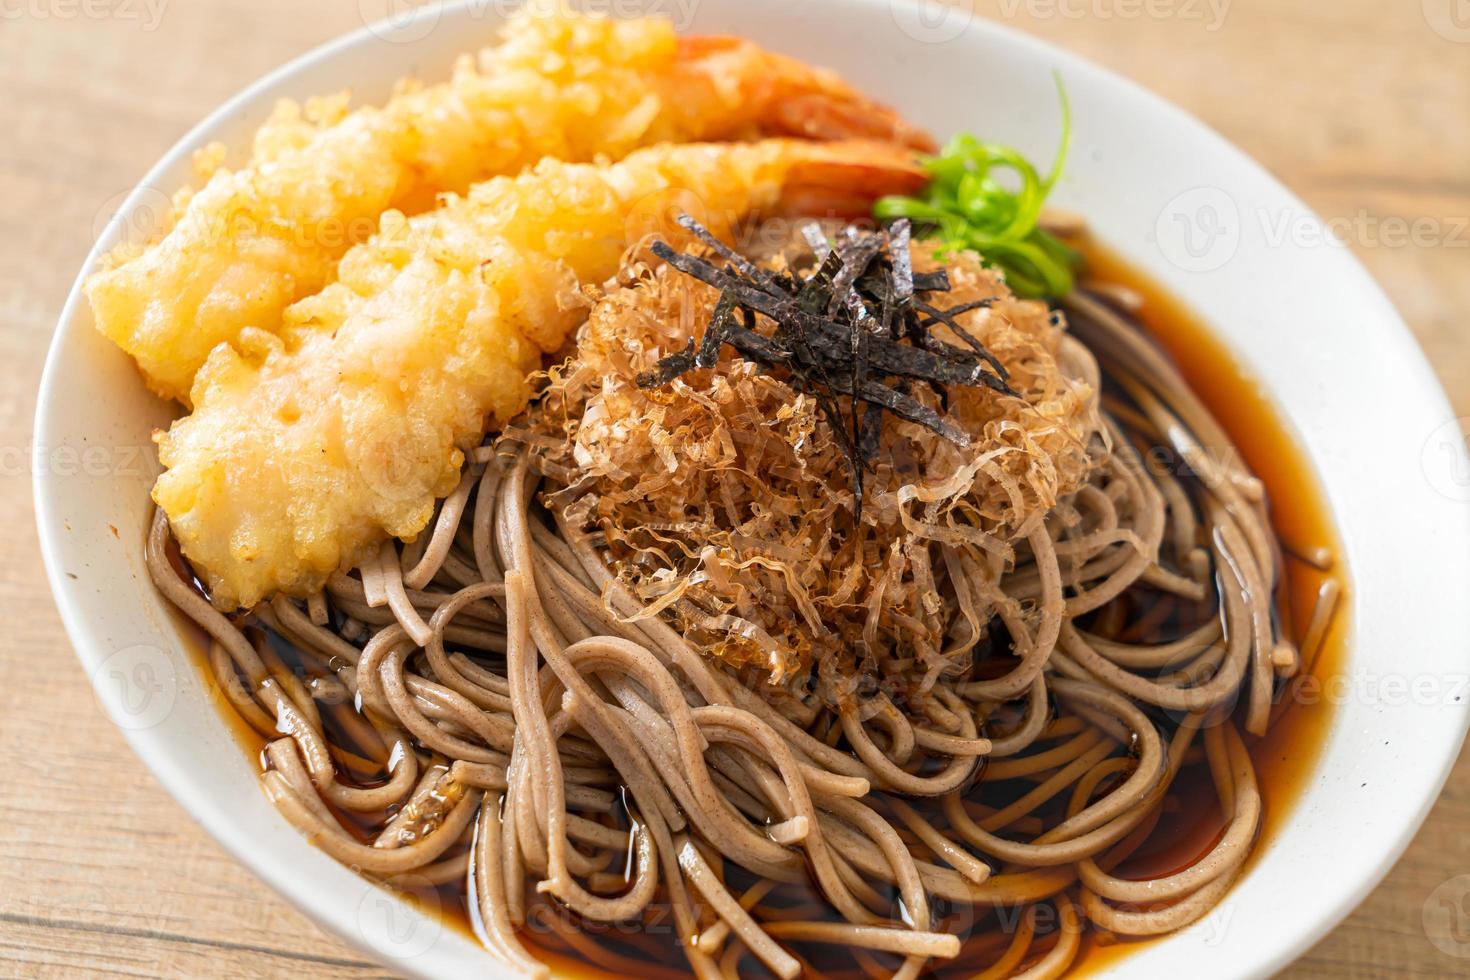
xmin=2 ymin=1 xmax=1467 ymax=977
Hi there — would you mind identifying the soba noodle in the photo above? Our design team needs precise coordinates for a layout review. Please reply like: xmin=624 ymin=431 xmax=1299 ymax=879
xmin=146 ymin=285 xmax=1336 ymax=979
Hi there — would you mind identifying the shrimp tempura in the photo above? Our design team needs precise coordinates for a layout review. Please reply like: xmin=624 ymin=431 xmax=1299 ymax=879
xmin=85 ymin=3 xmax=930 ymax=404
xmin=153 ymin=139 xmax=926 ymax=610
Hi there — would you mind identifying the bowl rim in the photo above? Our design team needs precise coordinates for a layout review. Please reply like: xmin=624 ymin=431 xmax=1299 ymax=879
xmin=34 ymin=1 xmax=1470 ymax=977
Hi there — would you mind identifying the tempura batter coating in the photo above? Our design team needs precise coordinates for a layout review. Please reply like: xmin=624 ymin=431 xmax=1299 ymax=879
xmin=154 ymin=140 xmax=927 ymax=610
xmin=85 ymin=3 xmax=929 ymax=404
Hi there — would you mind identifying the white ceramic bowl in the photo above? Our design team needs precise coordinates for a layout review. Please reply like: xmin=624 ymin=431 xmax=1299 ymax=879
xmin=35 ymin=1 xmax=1470 ymax=976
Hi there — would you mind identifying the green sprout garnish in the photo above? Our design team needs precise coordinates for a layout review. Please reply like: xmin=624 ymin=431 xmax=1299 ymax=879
xmin=874 ymin=75 xmax=1077 ymax=299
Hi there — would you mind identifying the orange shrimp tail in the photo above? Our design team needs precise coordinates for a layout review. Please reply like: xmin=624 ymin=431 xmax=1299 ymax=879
xmin=676 ymin=36 xmax=937 ymax=153
xmin=776 ymin=142 xmax=931 ymax=220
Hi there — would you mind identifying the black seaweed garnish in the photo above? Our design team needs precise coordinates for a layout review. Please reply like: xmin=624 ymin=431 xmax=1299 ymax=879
xmin=636 ymin=214 xmax=1017 ymax=513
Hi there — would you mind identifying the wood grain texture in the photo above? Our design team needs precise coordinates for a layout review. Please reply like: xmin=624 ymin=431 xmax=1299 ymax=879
xmin=1 ymin=1 xmax=1465 ymax=976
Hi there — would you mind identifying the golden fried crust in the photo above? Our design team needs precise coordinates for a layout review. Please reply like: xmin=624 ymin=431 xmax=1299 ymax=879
xmin=153 ymin=140 xmax=925 ymax=610
xmin=85 ymin=4 xmax=928 ymax=406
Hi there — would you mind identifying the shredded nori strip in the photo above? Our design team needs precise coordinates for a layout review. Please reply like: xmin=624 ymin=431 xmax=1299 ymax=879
xmin=638 ymin=216 xmax=1016 ymax=512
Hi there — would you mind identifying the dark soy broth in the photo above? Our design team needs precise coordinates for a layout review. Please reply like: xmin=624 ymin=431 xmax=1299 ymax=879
xmin=1068 ymin=240 xmax=1349 ymax=974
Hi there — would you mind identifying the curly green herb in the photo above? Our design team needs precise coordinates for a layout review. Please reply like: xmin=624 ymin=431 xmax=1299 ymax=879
xmin=875 ymin=75 xmax=1076 ymax=299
